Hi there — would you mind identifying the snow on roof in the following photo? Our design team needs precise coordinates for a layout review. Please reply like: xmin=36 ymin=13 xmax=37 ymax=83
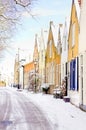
xmin=50 ymin=22 xmax=63 ymax=46
xmin=50 ymin=22 xmax=58 ymax=46
xmin=62 ymin=17 xmax=70 ymax=40
xmin=60 ymin=24 xmax=64 ymax=43
xmin=38 ymin=28 xmax=49 ymax=50
xmin=74 ymin=0 xmax=80 ymax=21
xmin=41 ymin=83 xmax=50 ymax=89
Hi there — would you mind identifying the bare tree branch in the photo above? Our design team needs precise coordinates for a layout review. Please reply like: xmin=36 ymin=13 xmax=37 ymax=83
xmin=0 ymin=0 xmax=37 ymax=59
xmin=14 ymin=0 xmax=31 ymax=7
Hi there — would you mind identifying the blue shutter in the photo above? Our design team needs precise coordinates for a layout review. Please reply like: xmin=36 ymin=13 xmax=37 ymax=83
xmin=75 ymin=57 xmax=79 ymax=91
xmin=70 ymin=61 xmax=73 ymax=90
xmin=77 ymin=57 xmax=79 ymax=91
xmin=70 ymin=59 xmax=77 ymax=91
xmin=73 ymin=59 xmax=76 ymax=90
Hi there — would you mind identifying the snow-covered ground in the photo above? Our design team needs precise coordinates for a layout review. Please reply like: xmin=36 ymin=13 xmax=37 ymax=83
xmin=22 ymin=90 xmax=86 ymax=130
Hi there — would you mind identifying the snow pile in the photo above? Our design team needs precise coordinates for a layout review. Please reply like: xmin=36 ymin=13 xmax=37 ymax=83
xmin=41 ymin=83 xmax=50 ymax=89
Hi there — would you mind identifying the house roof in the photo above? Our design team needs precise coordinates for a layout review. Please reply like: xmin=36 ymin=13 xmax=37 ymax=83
xmin=74 ymin=0 xmax=80 ymax=21
xmin=68 ymin=0 xmax=80 ymax=41
xmin=33 ymin=34 xmax=39 ymax=61
xmin=38 ymin=28 xmax=49 ymax=50
xmin=50 ymin=22 xmax=63 ymax=47
xmin=62 ymin=17 xmax=70 ymax=41
xmin=24 ymin=61 xmax=34 ymax=72
xmin=50 ymin=22 xmax=58 ymax=46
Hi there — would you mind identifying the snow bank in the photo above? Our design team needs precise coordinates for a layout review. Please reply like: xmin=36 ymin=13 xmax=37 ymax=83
xmin=23 ymin=91 xmax=86 ymax=130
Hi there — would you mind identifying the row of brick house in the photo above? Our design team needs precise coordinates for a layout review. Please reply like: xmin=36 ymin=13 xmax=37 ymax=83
xmin=14 ymin=0 xmax=86 ymax=111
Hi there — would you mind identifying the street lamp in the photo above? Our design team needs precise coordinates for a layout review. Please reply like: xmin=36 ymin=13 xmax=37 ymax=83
xmin=15 ymin=48 xmax=26 ymax=89
xmin=19 ymin=59 xmax=26 ymax=89
xmin=34 ymin=60 xmax=37 ymax=92
xmin=22 ymin=65 xmax=24 ymax=89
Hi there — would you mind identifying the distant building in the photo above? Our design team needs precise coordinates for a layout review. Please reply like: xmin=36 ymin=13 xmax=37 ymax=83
xmin=61 ymin=18 xmax=70 ymax=96
xmin=33 ymin=34 xmax=39 ymax=91
xmin=14 ymin=54 xmax=20 ymax=86
xmin=33 ymin=34 xmax=39 ymax=63
xmin=0 ymin=81 xmax=6 ymax=87
xmin=24 ymin=62 xmax=34 ymax=90
xmin=38 ymin=29 xmax=46 ymax=85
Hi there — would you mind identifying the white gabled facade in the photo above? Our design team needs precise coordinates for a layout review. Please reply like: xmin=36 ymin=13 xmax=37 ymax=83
xmin=79 ymin=0 xmax=86 ymax=111
xmin=57 ymin=24 xmax=63 ymax=87
xmin=61 ymin=18 xmax=69 ymax=87
xmin=38 ymin=29 xmax=46 ymax=85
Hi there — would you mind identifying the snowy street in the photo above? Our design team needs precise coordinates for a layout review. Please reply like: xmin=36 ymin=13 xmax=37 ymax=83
xmin=0 ymin=87 xmax=86 ymax=130
xmin=0 ymin=87 xmax=53 ymax=130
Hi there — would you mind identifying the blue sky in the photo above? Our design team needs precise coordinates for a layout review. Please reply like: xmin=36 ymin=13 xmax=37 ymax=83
xmin=0 ymin=0 xmax=72 ymax=76
xmin=12 ymin=0 xmax=72 ymax=53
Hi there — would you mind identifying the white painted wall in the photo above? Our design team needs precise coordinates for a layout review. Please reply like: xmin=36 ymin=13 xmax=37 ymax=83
xmin=38 ymin=29 xmax=46 ymax=85
xmin=61 ymin=19 xmax=69 ymax=83
xmin=79 ymin=52 xmax=86 ymax=106
xmin=79 ymin=0 xmax=86 ymax=53
xmin=79 ymin=0 xmax=86 ymax=108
